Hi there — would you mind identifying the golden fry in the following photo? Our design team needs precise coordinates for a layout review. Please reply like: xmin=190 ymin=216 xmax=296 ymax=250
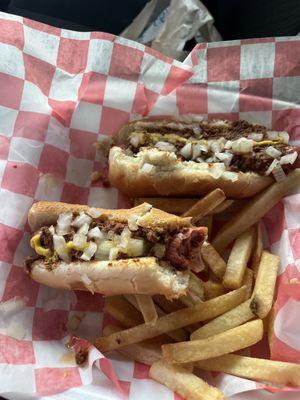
xmin=242 ymin=268 xmax=254 ymax=299
xmin=195 ymin=354 xmax=300 ymax=387
xmin=162 ymin=320 xmax=263 ymax=364
xmin=125 ymin=295 xmax=187 ymax=342
xmin=190 ymin=299 xmax=254 ymax=340
xmin=135 ymin=294 xmax=158 ymax=325
xmin=95 ymin=286 xmax=247 ymax=352
xmin=105 ymin=295 xmax=144 ymax=327
xmin=149 ymin=360 xmax=224 ymax=400
xmin=103 ymin=324 xmax=162 ymax=365
xmin=197 ymin=215 xmax=213 ymax=240
xmin=250 ymin=222 xmax=263 ymax=278
xmin=250 ymin=251 xmax=280 ymax=318
xmin=212 ymin=169 xmax=300 ymax=252
xmin=181 ymin=189 xmax=226 ymax=222
xmin=203 ymin=281 xmax=226 ymax=300
xmin=134 ymin=198 xmax=200 ymax=215
xmin=223 ymin=227 xmax=255 ymax=289
xmin=201 ymin=242 xmax=227 ymax=279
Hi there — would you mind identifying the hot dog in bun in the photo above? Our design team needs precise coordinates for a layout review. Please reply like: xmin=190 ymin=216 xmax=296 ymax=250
xmin=109 ymin=118 xmax=298 ymax=198
xmin=26 ymin=201 xmax=207 ymax=298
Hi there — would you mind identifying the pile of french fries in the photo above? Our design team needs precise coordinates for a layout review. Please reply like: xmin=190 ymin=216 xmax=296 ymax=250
xmin=95 ymin=170 xmax=300 ymax=400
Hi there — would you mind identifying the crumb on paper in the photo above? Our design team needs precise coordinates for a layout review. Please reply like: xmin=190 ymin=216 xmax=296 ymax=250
xmin=90 ymin=171 xmax=102 ymax=182
xmin=289 ymin=278 xmax=299 ymax=284
xmin=63 ymin=371 xmax=68 ymax=379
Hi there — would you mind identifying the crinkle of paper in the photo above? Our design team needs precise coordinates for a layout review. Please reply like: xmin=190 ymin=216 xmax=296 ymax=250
xmin=0 ymin=10 xmax=299 ymax=400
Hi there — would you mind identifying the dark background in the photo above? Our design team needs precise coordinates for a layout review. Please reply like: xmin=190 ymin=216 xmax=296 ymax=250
xmin=0 ymin=0 xmax=299 ymax=40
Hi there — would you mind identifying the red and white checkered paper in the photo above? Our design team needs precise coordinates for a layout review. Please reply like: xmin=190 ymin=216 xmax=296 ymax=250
xmin=0 ymin=10 xmax=300 ymax=399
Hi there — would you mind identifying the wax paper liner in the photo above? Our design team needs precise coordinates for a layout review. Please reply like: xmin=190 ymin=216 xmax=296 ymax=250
xmin=0 ymin=10 xmax=299 ymax=399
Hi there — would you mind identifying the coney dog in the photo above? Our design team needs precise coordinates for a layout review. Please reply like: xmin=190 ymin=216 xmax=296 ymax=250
xmin=109 ymin=118 xmax=299 ymax=198
xmin=25 ymin=201 xmax=207 ymax=298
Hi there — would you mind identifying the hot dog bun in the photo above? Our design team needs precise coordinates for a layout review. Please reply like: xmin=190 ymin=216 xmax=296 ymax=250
xmin=28 ymin=257 xmax=189 ymax=298
xmin=109 ymin=146 xmax=272 ymax=199
xmin=27 ymin=202 xmax=194 ymax=298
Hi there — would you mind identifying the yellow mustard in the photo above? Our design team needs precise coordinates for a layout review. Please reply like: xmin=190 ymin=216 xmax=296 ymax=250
xmin=30 ymin=235 xmax=53 ymax=258
xmin=253 ymin=138 xmax=284 ymax=146
xmin=66 ymin=241 xmax=89 ymax=251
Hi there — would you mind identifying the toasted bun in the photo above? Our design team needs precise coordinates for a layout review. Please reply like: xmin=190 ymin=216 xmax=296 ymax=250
xmin=109 ymin=147 xmax=273 ymax=199
xmin=28 ymin=201 xmax=192 ymax=232
xmin=27 ymin=257 xmax=189 ymax=298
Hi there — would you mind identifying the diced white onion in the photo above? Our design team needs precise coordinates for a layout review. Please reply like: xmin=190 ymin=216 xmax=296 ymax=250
xmin=215 ymin=152 xmax=233 ymax=167
xmin=88 ymin=227 xmax=104 ymax=240
xmin=73 ymin=233 xmax=87 ymax=249
xmin=53 ymin=235 xmax=70 ymax=262
xmin=87 ymin=207 xmax=102 ymax=218
xmin=130 ymin=135 xmax=140 ymax=147
xmin=107 ymin=230 xmax=115 ymax=240
xmin=272 ymin=165 xmax=286 ymax=182
xmin=210 ymin=140 xmax=221 ymax=153
xmin=224 ymin=140 xmax=232 ymax=149
xmin=56 ymin=212 xmax=73 ymax=235
xmin=267 ymin=131 xmax=279 ymax=140
xmin=140 ymin=148 xmax=177 ymax=166
xmin=49 ymin=225 xmax=55 ymax=235
xmin=278 ymin=131 xmax=289 ymax=144
xmin=153 ymin=243 xmax=165 ymax=259
xmin=127 ymin=238 xmax=145 ymax=257
xmin=155 ymin=141 xmax=176 ymax=152
xmin=119 ymin=227 xmax=131 ymax=251
xmin=210 ymin=163 xmax=226 ymax=179
xmin=141 ymin=163 xmax=155 ymax=174
xmin=265 ymin=159 xmax=279 ymax=175
xmin=266 ymin=146 xmax=282 ymax=158
xmin=95 ymin=240 xmax=114 ymax=260
xmin=206 ymin=157 xmax=214 ymax=163
xmin=196 ymin=157 xmax=205 ymax=163
xmin=72 ymin=212 xmax=92 ymax=228
xmin=109 ymin=247 xmax=119 ymax=260
xmin=77 ymin=223 xmax=89 ymax=235
xmin=231 ymin=138 xmax=253 ymax=154
xmin=279 ymin=151 xmax=298 ymax=165
xmin=180 ymin=142 xmax=193 ymax=159
xmin=80 ymin=241 xmax=97 ymax=261
xmin=128 ymin=214 xmax=139 ymax=231
xmin=222 ymin=171 xmax=239 ymax=182
xmin=248 ymin=132 xmax=264 ymax=141
xmin=192 ymin=143 xmax=202 ymax=160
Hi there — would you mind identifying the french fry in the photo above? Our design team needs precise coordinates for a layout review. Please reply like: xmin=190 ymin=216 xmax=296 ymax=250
xmin=162 ymin=319 xmax=263 ymax=364
xmin=153 ymin=295 xmax=202 ymax=333
xmin=134 ymin=294 xmax=158 ymax=325
xmin=125 ymin=295 xmax=188 ymax=342
xmin=134 ymin=197 xmax=233 ymax=216
xmin=250 ymin=251 xmax=280 ymax=318
xmin=181 ymin=189 xmax=226 ymax=222
xmin=190 ymin=299 xmax=254 ymax=340
xmin=203 ymin=280 xmax=226 ymax=300
xmin=223 ymin=227 xmax=255 ymax=289
xmin=201 ymin=242 xmax=227 ymax=279
xmin=105 ymin=295 xmax=144 ymax=327
xmin=212 ymin=199 xmax=234 ymax=214
xmin=180 ymin=272 xmax=205 ymax=307
xmin=267 ymin=305 xmax=276 ymax=351
xmin=103 ymin=325 xmax=162 ymax=365
xmin=250 ymin=222 xmax=263 ymax=278
xmin=149 ymin=360 xmax=224 ymax=400
xmin=95 ymin=286 xmax=247 ymax=352
xmin=195 ymin=354 xmax=300 ymax=387
xmin=153 ymin=295 xmax=184 ymax=313
xmin=242 ymin=268 xmax=254 ymax=299
xmin=212 ymin=169 xmax=300 ymax=252
xmin=134 ymin=198 xmax=200 ymax=215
